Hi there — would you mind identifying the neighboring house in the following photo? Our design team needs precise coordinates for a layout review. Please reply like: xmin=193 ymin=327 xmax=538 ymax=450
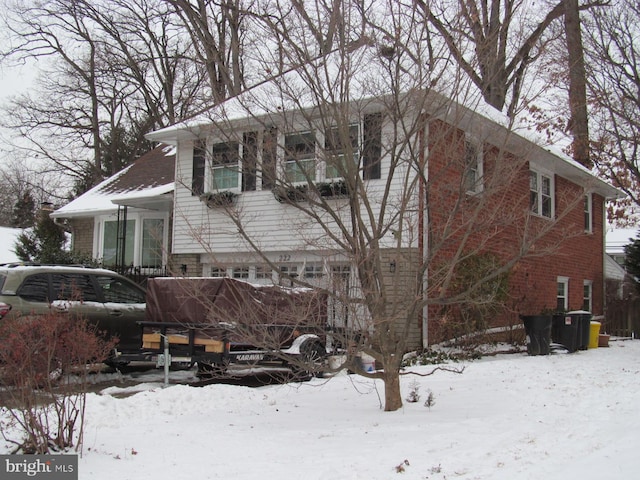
xmin=605 ymin=227 xmax=637 ymax=268
xmin=51 ymin=146 xmax=175 ymax=278
xmin=144 ymin=48 xmax=619 ymax=348
xmin=604 ymin=228 xmax=640 ymax=337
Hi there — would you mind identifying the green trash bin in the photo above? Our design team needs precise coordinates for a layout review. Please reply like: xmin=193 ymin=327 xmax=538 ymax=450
xmin=567 ymin=311 xmax=592 ymax=351
xmin=521 ymin=315 xmax=552 ymax=355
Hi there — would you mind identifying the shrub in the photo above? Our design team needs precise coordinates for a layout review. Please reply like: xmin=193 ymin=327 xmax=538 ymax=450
xmin=0 ymin=313 xmax=115 ymax=453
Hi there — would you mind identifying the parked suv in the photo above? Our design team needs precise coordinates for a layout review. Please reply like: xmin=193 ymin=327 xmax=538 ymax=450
xmin=0 ymin=264 xmax=146 ymax=355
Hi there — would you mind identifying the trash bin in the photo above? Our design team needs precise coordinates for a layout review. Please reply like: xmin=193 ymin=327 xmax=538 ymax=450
xmin=551 ymin=314 xmax=580 ymax=353
xmin=589 ymin=321 xmax=601 ymax=349
xmin=567 ymin=311 xmax=592 ymax=350
xmin=521 ymin=315 xmax=552 ymax=355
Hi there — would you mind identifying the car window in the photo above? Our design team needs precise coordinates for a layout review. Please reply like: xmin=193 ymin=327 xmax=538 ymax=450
xmin=51 ymin=273 xmax=100 ymax=302
xmin=16 ymin=273 xmax=50 ymax=302
xmin=96 ymin=275 xmax=145 ymax=304
xmin=0 ymin=272 xmax=7 ymax=292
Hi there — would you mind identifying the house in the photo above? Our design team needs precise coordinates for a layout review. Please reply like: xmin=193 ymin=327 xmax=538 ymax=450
xmin=603 ymin=228 xmax=640 ymax=336
xmin=143 ymin=46 xmax=621 ymax=349
xmin=51 ymin=146 xmax=175 ymax=279
xmin=52 ymin=45 xmax=619 ymax=349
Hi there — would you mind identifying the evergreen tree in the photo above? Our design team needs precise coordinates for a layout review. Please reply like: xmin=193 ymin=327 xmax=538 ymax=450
xmin=11 ymin=192 xmax=36 ymax=228
xmin=624 ymin=232 xmax=640 ymax=291
xmin=13 ymin=211 xmax=70 ymax=264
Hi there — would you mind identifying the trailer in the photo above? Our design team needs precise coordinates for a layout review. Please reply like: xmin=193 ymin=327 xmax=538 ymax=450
xmin=113 ymin=277 xmax=328 ymax=378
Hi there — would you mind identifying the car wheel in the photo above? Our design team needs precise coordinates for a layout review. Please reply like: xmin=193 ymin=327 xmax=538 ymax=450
xmin=292 ymin=340 xmax=326 ymax=380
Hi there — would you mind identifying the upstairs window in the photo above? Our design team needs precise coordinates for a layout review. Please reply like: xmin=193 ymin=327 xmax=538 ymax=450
xmin=284 ymin=132 xmax=316 ymax=183
xmin=463 ymin=138 xmax=483 ymax=193
xmin=584 ymin=194 xmax=593 ymax=233
xmin=530 ymin=170 xmax=554 ymax=218
xmin=325 ymin=125 xmax=359 ymax=179
xmin=211 ymin=141 xmax=240 ymax=190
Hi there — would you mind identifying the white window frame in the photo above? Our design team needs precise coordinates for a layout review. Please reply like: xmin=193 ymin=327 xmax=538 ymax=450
xmin=94 ymin=211 xmax=168 ymax=270
xmin=283 ymin=131 xmax=317 ymax=183
xmin=557 ymin=276 xmax=569 ymax=311
xmin=464 ymin=136 xmax=483 ymax=194
xmin=583 ymin=280 xmax=593 ymax=312
xmin=210 ymin=266 xmax=227 ymax=278
xmin=584 ymin=194 xmax=593 ymax=233
xmin=304 ymin=263 xmax=325 ymax=279
xmin=209 ymin=140 xmax=241 ymax=191
xmin=232 ymin=266 xmax=249 ymax=279
xmin=530 ymin=168 xmax=555 ymax=218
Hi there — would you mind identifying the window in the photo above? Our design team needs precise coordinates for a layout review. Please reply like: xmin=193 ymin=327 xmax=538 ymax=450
xmin=52 ymin=274 xmax=99 ymax=302
xmin=304 ymin=264 xmax=324 ymax=278
xmin=103 ymin=219 xmax=135 ymax=266
xmin=279 ymin=265 xmax=298 ymax=285
xmin=210 ymin=267 xmax=226 ymax=278
xmin=211 ymin=141 xmax=240 ymax=190
xmin=584 ymin=194 xmax=593 ymax=233
xmin=96 ymin=276 xmax=145 ymax=303
xmin=284 ymin=132 xmax=316 ymax=182
xmin=464 ymin=138 xmax=483 ymax=193
xmin=325 ymin=125 xmax=359 ymax=179
xmin=557 ymin=276 xmax=569 ymax=311
xmin=583 ymin=280 xmax=593 ymax=312
xmin=98 ymin=215 xmax=166 ymax=272
xmin=17 ymin=274 xmax=50 ymax=302
xmin=192 ymin=141 xmax=206 ymax=195
xmin=232 ymin=267 xmax=249 ymax=279
xmin=530 ymin=170 xmax=554 ymax=218
xmin=255 ymin=265 xmax=272 ymax=280
xmin=141 ymin=219 xmax=164 ymax=268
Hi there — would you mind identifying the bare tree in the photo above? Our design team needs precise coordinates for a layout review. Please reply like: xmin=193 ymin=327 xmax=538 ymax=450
xmin=0 ymin=0 xmax=203 ymax=192
xmin=158 ymin=3 xmax=589 ymax=411
xmin=585 ymin=0 xmax=640 ymax=223
xmin=165 ymin=0 xmax=251 ymax=102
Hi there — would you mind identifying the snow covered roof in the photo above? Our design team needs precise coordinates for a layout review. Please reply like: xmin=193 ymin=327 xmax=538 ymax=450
xmin=0 ymin=226 xmax=23 ymax=263
xmin=146 ymin=44 xmax=621 ymax=200
xmin=51 ymin=146 xmax=175 ymax=218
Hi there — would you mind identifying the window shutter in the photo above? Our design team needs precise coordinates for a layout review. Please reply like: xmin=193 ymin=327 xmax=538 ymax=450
xmin=242 ymin=132 xmax=258 ymax=192
xmin=192 ymin=140 xmax=206 ymax=195
xmin=262 ymin=127 xmax=277 ymax=189
xmin=363 ymin=113 xmax=382 ymax=180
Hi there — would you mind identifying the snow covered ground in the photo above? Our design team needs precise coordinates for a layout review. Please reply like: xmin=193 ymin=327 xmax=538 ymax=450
xmin=3 ymin=340 xmax=639 ymax=479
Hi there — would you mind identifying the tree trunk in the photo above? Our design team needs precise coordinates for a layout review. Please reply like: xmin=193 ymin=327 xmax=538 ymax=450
xmin=383 ymin=368 xmax=403 ymax=411
xmin=564 ymin=0 xmax=591 ymax=168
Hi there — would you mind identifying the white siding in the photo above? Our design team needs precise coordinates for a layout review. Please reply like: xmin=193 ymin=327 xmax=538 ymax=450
xmin=170 ymin=117 xmax=422 ymax=258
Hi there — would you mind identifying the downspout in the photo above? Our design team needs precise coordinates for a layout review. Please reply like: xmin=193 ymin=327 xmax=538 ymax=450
xmin=418 ymin=114 xmax=429 ymax=349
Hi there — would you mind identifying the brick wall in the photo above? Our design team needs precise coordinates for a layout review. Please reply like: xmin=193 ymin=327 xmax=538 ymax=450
xmin=425 ymin=119 xmax=605 ymax=343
